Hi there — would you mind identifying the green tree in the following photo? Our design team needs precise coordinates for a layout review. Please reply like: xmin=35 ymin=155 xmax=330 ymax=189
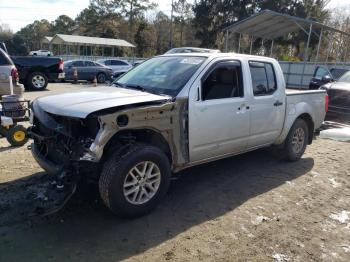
xmin=134 ymin=21 xmax=156 ymax=57
xmin=51 ymin=15 xmax=76 ymax=34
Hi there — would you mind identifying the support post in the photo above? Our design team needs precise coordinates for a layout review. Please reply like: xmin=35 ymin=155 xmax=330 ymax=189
xmin=270 ymin=40 xmax=274 ymax=57
xmin=300 ymin=23 xmax=313 ymax=89
xmin=315 ymin=27 xmax=323 ymax=63
xmin=225 ymin=30 xmax=228 ymax=52
xmin=237 ymin=33 xmax=241 ymax=53
xmin=261 ymin=39 xmax=264 ymax=55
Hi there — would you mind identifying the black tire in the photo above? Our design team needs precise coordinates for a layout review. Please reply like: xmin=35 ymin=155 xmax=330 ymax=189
xmin=0 ymin=126 xmax=8 ymax=137
xmin=283 ymin=119 xmax=309 ymax=161
xmin=97 ymin=73 xmax=107 ymax=83
xmin=99 ymin=144 xmax=171 ymax=218
xmin=27 ymin=72 xmax=48 ymax=91
xmin=6 ymin=125 xmax=28 ymax=147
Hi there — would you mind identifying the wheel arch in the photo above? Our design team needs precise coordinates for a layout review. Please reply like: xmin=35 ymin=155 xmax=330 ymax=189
xmin=103 ymin=128 xmax=173 ymax=165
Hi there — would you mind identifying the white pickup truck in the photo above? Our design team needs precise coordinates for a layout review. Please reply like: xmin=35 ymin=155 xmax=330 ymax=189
xmin=29 ymin=53 xmax=328 ymax=218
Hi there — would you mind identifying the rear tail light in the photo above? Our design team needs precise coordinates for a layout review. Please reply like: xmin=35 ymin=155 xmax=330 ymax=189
xmin=58 ymin=60 xmax=64 ymax=71
xmin=11 ymin=68 xmax=19 ymax=82
xmin=325 ymin=95 xmax=329 ymax=113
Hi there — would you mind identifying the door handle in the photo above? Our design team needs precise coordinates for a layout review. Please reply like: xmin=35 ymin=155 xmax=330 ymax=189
xmin=274 ymin=101 xmax=283 ymax=107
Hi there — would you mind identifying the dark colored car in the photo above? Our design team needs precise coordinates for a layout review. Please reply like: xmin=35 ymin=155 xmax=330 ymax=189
xmin=1 ymin=42 xmax=64 ymax=91
xmin=11 ymin=56 xmax=64 ymax=91
xmin=309 ymin=66 xmax=348 ymax=90
xmin=64 ymin=60 xmax=113 ymax=83
xmin=320 ymin=71 xmax=350 ymax=124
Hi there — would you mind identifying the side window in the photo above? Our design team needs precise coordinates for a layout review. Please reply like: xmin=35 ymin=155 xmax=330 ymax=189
xmin=111 ymin=60 xmax=127 ymax=66
xmin=72 ymin=61 xmax=84 ymax=67
xmin=249 ymin=61 xmax=277 ymax=96
xmin=85 ymin=61 xmax=95 ymax=67
xmin=202 ymin=62 xmax=243 ymax=100
xmin=104 ymin=60 xmax=111 ymax=65
xmin=314 ymin=67 xmax=328 ymax=79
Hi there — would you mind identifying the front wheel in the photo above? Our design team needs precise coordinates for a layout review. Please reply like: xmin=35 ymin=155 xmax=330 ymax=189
xmin=99 ymin=144 xmax=171 ymax=218
xmin=283 ymin=119 xmax=309 ymax=161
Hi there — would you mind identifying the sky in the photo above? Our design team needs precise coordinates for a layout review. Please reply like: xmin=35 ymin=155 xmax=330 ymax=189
xmin=0 ymin=0 xmax=348 ymax=32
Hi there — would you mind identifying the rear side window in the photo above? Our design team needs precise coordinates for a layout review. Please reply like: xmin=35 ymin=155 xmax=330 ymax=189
xmin=249 ymin=61 xmax=277 ymax=96
xmin=85 ymin=61 xmax=96 ymax=66
xmin=0 ymin=49 xmax=12 ymax=66
xmin=72 ymin=61 xmax=84 ymax=67
xmin=111 ymin=60 xmax=128 ymax=66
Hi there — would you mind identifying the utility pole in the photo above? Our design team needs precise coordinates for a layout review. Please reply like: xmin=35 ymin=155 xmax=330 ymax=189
xmin=169 ymin=0 xmax=174 ymax=49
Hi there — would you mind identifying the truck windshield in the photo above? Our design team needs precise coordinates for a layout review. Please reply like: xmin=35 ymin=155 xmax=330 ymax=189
xmin=114 ymin=56 xmax=206 ymax=96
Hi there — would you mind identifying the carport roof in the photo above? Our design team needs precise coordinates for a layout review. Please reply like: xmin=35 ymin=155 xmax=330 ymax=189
xmin=223 ymin=9 xmax=350 ymax=40
xmin=50 ymin=34 xmax=135 ymax=48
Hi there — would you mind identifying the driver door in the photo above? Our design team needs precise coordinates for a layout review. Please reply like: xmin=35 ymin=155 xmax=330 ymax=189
xmin=188 ymin=60 xmax=250 ymax=162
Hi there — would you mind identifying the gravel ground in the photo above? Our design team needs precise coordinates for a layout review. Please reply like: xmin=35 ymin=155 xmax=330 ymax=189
xmin=0 ymin=83 xmax=350 ymax=262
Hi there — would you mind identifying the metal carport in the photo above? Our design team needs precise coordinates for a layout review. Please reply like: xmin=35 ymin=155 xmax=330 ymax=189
xmin=49 ymin=34 xmax=135 ymax=57
xmin=223 ymin=9 xmax=350 ymax=86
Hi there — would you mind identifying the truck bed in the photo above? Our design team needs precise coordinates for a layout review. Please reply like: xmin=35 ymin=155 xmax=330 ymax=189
xmin=286 ymin=88 xmax=326 ymax=96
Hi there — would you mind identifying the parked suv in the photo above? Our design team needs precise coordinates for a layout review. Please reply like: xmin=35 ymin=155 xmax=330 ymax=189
xmin=96 ymin=59 xmax=132 ymax=78
xmin=29 ymin=50 xmax=54 ymax=56
xmin=0 ymin=48 xmax=24 ymax=97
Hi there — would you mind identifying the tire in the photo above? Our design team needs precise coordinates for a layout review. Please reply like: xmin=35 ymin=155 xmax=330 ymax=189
xmin=0 ymin=126 xmax=8 ymax=137
xmin=283 ymin=119 xmax=309 ymax=161
xmin=99 ymin=144 xmax=171 ymax=218
xmin=27 ymin=72 xmax=48 ymax=91
xmin=97 ymin=73 xmax=107 ymax=83
xmin=6 ymin=125 xmax=28 ymax=147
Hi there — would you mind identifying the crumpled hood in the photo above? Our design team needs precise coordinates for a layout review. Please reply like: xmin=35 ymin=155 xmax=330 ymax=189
xmin=34 ymin=86 xmax=170 ymax=118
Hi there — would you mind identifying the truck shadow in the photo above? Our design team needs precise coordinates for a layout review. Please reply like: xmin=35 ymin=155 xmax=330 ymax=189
xmin=0 ymin=149 xmax=314 ymax=261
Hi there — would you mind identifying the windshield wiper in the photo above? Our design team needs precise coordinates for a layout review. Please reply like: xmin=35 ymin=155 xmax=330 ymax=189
xmin=124 ymin=84 xmax=146 ymax=92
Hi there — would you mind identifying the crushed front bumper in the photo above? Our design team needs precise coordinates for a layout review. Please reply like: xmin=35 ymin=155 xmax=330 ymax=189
xmin=30 ymin=143 xmax=63 ymax=175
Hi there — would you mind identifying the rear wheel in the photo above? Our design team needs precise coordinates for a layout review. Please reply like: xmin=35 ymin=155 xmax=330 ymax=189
xmin=6 ymin=125 xmax=28 ymax=147
xmin=27 ymin=72 xmax=48 ymax=91
xmin=97 ymin=73 xmax=107 ymax=83
xmin=283 ymin=119 xmax=309 ymax=161
xmin=99 ymin=144 xmax=171 ymax=218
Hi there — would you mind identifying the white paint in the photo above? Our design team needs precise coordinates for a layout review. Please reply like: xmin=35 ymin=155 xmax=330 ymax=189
xmin=329 ymin=211 xmax=350 ymax=224
xmin=272 ymin=253 xmax=290 ymax=262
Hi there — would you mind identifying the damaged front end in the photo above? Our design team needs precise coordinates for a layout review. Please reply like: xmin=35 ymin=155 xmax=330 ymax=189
xmin=28 ymin=101 xmax=101 ymax=215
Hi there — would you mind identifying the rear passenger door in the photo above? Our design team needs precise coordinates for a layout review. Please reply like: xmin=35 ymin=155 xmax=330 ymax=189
xmin=188 ymin=60 xmax=250 ymax=162
xmin=247 ymin=61 xmax=285 ymax=148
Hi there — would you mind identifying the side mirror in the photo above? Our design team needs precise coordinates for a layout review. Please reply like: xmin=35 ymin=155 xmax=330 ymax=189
xmin=322 ymin=75 xmax=333 ymax=83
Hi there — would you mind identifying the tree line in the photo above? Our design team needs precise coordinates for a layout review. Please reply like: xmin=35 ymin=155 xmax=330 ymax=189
xmin=0 ymin=0 xmax=348 ymax=61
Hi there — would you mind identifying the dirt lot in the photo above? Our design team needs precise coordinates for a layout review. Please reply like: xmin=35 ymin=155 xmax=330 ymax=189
xmin=0 ymin=83 xmax=350 ymax=262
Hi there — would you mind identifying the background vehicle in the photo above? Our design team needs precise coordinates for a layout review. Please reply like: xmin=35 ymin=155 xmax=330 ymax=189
xmin=64 ymin=60 xmax=113 ymax=83
xmin=97 ymin=59 xmax=132 ymax=78
xmin=165 ymin=47 xmax=221 ymax=54
xmin=29 ymin=50 xmax=54 ymax=56
xmin=29 ymin=53 xmax=327 ymax=218
xmin=0 ymin=48 xmax=24 ymax=97
xmin=320 ymin=71 xmax=350 ymax=124
xmin=11 ymin=56 xmax=64 ymax=91
xmin=1 ymin=42 xmax=64 ymax=91
xmin=309 ymin=66 xmax=348 ymax=89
